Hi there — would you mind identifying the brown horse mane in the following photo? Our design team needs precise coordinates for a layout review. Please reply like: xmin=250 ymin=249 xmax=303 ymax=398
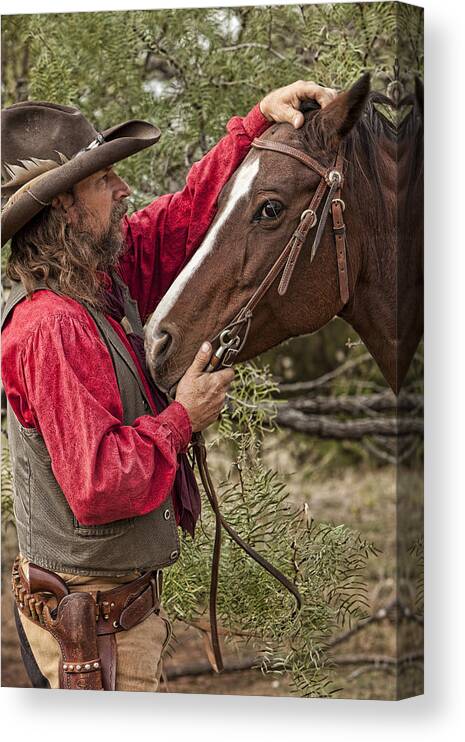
xmin=302 ymin=89 xmax=423 ymax=277
xmin=345 ymin=89 xmax=423 ymax=199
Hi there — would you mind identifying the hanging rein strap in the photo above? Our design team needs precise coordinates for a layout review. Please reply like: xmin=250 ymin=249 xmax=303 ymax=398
xmin=192 ymin=432 xmax=302 ymax=673
xmin=207 ymin=138 xmax=349 ymax=372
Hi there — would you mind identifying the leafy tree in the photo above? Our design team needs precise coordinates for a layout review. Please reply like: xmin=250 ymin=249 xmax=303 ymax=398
xmin=1 ymin=3 xmax=423 ymax=208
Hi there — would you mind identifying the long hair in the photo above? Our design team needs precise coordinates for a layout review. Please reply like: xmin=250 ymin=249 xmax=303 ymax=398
xmin=6 ymin=199 xmax=126 ymax=311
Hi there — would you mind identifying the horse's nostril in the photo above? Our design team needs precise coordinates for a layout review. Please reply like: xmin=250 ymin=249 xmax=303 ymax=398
xmin=147 ymin=331 xmax=173 ymax=367
xmin=145 ymin=321 xmax=181 ymax=386
xmin=159 ymin=332 xmax=172 ymax=356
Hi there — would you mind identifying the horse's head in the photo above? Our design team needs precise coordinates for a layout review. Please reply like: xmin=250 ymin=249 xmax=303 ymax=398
xmin=146 ymin=73 xmax=423 ymax=395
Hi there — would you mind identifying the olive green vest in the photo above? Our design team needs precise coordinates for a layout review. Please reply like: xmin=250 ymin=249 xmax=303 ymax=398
xmin=2 ymin=274 xmax=180 ymax=576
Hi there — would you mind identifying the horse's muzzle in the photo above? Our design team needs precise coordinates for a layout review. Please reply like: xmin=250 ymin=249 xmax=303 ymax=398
xmin=145 ymin=319 xmax=183 ymax=390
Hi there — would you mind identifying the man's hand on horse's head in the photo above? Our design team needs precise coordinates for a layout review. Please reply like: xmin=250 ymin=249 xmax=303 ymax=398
xmin=175 ymin=342 xmax=235 ymax=433
xmin=259 ymin=80 xmax=337 ymax=129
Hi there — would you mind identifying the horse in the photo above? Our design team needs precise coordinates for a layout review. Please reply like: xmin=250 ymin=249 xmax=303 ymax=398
xmin=145 ymin=73 xmax=423 ymax=395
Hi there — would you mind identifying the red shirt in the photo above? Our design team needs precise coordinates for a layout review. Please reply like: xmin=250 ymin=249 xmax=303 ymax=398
xmin=2 ymin=104 xmax=270 ymax=526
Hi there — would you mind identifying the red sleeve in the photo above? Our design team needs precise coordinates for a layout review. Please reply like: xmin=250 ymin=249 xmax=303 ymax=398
xmin=17 ymin=313 xmax=192 ymax=526
xmin=117 ymin=103 xmax=270 ymax=322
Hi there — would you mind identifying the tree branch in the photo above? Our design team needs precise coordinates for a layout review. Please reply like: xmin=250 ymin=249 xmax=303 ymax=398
xmin=278 ymin=353 xmax=372 ymax=394
xmin=274 ymin=410 xmax=423 ymax=438
xmin=279 ymin=393 xmax=423 ymax=414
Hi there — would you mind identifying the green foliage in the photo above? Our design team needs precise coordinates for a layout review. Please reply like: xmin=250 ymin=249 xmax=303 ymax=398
xmin=2 ymin=3 xmax=423 ymax=210
xmin=165 ymin=363 xmax=377 ymax=697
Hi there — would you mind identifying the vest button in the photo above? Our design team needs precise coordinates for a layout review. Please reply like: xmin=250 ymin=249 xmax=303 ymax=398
xmin=170 ymin=550 xmax=179 ymax=561
xmin=163 ymin=509 xmax=171 ymax=520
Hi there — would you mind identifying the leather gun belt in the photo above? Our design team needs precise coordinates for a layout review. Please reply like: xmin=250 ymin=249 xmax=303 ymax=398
xmin=12 ymin=556 xmax=163 ymax=690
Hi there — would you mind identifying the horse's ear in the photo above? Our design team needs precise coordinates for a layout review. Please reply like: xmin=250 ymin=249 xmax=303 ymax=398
xmin=313 ymin=73 xmax=371 ymax=146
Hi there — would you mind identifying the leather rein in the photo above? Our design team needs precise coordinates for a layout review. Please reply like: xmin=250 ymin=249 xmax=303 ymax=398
xmin=192 ymin=137 xmax=349 ymax=672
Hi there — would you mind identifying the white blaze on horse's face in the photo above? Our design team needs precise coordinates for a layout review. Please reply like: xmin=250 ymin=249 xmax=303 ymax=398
xmin=147 ymin=152 xmax=260 ymax=339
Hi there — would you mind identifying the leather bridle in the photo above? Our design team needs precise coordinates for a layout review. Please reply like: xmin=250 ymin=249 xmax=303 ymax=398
xmin=206 ymin=136 xmax=349 ymax=373
xmin=192 ymin=136 xmax=350 ymax=673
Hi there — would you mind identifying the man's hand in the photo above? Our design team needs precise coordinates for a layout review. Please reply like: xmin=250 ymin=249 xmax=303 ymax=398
xmin=260 ymin=80 xmax=337 ymax=129
xmin=175 ymin=342 xmax=235 ymax=433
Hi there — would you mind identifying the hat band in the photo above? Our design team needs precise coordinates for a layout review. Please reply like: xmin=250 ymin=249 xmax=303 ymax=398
xmin=75 ymin=132 xmax=105 ymax=157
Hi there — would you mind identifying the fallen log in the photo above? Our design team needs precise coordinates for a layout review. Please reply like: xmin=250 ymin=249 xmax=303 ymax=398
xmin=274 ymin=409 xmax=423 ymax=438
xmin=164 ymin=652 xmax=423 ymax=680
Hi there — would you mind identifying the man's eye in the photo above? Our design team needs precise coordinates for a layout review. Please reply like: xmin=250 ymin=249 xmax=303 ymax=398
xmin=253 ymin=200 xmax=284 ymax=222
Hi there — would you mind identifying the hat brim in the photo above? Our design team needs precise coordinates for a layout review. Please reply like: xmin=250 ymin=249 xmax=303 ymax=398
xmin=1 ymin=119 xmax=160 ymax=247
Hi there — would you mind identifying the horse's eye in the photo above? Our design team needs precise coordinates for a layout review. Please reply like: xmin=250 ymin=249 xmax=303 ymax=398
xmin=254 ymin=200 xmax=283 ymax=221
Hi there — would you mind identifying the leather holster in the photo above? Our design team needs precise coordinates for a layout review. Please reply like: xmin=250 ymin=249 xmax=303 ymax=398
xmin=43 ymin=592 xmax=107 ymax=691
xmin=13 ymin=557 xmax=161 ymax=691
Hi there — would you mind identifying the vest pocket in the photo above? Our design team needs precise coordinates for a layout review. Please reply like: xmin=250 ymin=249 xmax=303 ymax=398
xmin=72 ymin=515 xmax=135 ymax=537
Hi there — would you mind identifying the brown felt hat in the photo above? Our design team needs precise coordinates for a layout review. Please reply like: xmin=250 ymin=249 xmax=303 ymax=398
xmin=1 ymin=101 xmax=161 ymax=247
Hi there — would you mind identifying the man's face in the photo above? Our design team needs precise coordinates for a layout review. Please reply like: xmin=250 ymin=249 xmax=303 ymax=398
xmin=52 ymin=165 xmax=131 ymax=270
xmin=72 ymin=166 xmax=131 ymax=238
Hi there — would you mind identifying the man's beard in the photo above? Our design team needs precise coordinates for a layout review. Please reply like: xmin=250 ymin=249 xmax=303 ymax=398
xmin=76 ymin=200 xmax=128 ymax=272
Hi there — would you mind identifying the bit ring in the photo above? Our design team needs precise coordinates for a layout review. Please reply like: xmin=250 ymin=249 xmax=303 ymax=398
xmin=219 ymin=330 xmax=239 ymax=349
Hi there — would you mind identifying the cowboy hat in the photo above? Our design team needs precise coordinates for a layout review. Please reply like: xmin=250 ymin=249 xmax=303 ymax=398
xmin=1 ymin=100 xmax=161 ymax=247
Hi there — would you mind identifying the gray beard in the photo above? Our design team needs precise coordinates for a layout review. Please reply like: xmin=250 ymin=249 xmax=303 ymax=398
xmin=76 ymin=200 xmax=128 ymax=272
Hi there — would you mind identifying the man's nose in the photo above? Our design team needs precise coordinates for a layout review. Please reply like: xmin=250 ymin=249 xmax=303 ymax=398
xmin=114 ymin=175 xmax=131 ymax=200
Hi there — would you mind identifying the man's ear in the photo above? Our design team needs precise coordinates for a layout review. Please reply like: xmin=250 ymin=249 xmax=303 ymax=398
xmin=313 ymin=73 xmax=371 ymax=147
xmin=51 ymin=191 xmax=75 ymax=222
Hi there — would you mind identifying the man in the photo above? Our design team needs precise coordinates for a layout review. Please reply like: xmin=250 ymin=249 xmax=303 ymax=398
xmin=2 ymin=80 xmax=335 ymax=692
